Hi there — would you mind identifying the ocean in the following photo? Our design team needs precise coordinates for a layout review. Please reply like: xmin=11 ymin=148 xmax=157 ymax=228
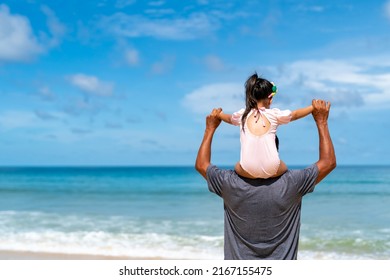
xmin=0 ymin=165 xmax=389 ymax=259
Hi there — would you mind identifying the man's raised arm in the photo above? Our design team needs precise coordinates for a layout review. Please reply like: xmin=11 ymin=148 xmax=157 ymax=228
xmin=312 ymin=99 xmax=337 ymax=184
xmin=195 ymin=108 xmax=222 ymax=179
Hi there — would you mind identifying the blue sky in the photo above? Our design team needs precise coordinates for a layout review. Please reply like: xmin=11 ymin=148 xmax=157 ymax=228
xmin=1 ymin=0 xmax=390 ymax=166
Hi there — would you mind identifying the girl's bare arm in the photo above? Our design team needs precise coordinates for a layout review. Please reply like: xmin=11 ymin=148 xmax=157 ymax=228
xmin=218 ymin=111 xmax=233 ymax=124
xmin=291 ymin=105 xmax=313 ymax=121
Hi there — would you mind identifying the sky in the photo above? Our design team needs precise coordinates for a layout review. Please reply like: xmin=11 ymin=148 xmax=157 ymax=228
xmin=1 ymin=0 xmax=390 ymax=166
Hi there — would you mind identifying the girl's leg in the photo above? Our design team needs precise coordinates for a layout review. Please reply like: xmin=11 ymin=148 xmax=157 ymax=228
xmin=234 ymin=162 xmax=258 ymax=179
xmin=271 ymin=160 xmax=288 ymax=178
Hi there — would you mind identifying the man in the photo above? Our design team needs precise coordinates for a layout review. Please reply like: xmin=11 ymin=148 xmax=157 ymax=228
xmin=195 ymin=99 xmax=336 ymax=260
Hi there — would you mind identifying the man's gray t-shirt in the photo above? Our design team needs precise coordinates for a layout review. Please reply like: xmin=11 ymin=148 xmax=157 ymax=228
xmin=206 ymin=164 xmax=319 ymax=260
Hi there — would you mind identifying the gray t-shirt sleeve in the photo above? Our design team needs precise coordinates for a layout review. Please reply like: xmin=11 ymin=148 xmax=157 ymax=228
xmin=206 ymin=164 xmax=228 ymax=197
xmin=293 ymin=164 xmax=319 ymax=196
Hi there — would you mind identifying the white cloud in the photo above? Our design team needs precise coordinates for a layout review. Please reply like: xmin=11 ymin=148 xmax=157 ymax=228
xmin=0 ymin=4 xmax=44 ymax=62
xmin=296 ymin=5 xmax=325 ymax=13
xmin=183 ymin=57 xmax=390 ymax=115
xmin=124 ymin=48 xmax=139 ymax=65
xmin=144 ymin=9 xmax=175 ymax=16
xmin=0 ymin=4 xmax=65 ymax=63
xmin=0 ymin=110 xmax=65 ymax=130
xmin=148 ymin=1 xmax=165 ymax=7
xmin=198 ymin=0 xmax=209 ymax=5
xmin=68 ymin=74 xmax=114 ymax=96
xmin=38 ymin=86 xmax=56 ymax=101
xmin=309 ymin=6 xmax=324 ymax=12
xmin=0 ymin=110 xmax=95 ymax=144
xmin=35 ymin=110 xmax=57 ymax=121
xmin=182 ymin=83 xmax=244 ymax=114
xmin=115 ymin=0 xmax=136 ymax=8
xmin=99 ymin=12 xmax=218 ymax=40
xmin=204 ymin=55 xmax=226 ymax=71
xmin=274 ymin=58 xmax=390 ymax=107
xmin=151 ymin=55 xmax=175 ymax=74
xmin=40 ymin=5 xmax=66 ymax=47
xmin=385 ymin=0 xmax=390 ymax=20
xmin=0 ymin=110 xmax=38 ymax=129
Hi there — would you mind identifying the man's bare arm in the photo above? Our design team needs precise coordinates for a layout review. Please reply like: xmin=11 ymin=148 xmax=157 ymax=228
xmin=312 ymin=100 xmax=336 ymax=184
xmin=195 ymin=108 xmax=222 ymax=179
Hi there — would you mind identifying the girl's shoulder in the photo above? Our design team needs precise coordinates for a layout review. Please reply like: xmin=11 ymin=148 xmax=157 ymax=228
xmin=267 ymin=107 xmax=291 ymax=115
xmin=231 ymin=108 xmax=246 ymax=126
xmin=267 ymin=107 xmax=292 ymax=124
xmin=233 ymin=108 xmax=245 ymax=115
xmin=265 ymin=107 xmax=283 ymax=115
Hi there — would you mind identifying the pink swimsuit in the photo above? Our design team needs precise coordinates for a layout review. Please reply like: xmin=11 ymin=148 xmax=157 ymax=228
xmin=231 ymin=108 xmax=292 ymax=178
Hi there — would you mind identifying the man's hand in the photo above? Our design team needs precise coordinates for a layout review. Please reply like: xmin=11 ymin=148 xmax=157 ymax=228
xmin=206 ymin=108 xmax=222 ymax=131
xmin=312 ymin=99 xmax=330 ymax=124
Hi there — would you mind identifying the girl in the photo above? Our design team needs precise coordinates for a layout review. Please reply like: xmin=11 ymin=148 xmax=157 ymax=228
xmin=218 ymin=73 xmax=313 ymax=179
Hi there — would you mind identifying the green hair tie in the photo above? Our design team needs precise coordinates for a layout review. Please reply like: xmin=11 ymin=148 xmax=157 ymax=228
xmin=268 ymin=82 xmax=277 ymax=98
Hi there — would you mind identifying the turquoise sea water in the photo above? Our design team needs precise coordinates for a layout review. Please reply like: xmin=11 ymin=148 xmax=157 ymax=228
xmin=0 ymin=165 xmax=389 ymax=259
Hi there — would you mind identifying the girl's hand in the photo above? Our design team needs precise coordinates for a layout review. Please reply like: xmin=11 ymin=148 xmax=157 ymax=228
xmin=217 ymin=110 xmax=233 ymax=124
xmin=216 ymin=109 xmax=223 ymax=119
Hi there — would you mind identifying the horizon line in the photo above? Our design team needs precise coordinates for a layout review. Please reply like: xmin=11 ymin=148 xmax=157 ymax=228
xmin=0 ymin=164 xmax=389 ymax=168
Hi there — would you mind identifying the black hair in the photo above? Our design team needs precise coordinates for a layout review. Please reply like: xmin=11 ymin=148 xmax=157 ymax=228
xmin=241 ymin=72 xmax=274 ymax=131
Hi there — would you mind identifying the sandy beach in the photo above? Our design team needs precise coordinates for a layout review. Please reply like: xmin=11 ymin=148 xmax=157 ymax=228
xmin=0 ymin=250 xmax=164 ymax=260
